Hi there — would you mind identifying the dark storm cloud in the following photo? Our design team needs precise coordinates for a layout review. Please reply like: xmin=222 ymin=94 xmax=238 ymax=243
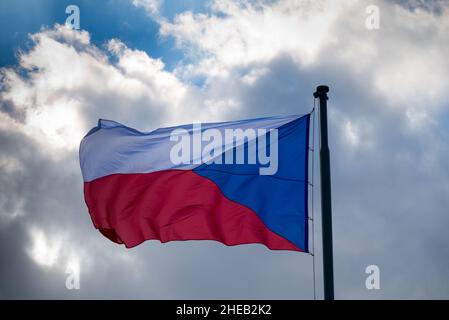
xmin=394 ymin=0 xmax=446 ymax=15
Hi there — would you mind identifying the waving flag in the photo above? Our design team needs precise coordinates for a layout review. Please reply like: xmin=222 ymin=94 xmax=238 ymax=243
xmin=79 ymin=114 xmax=310 ymax=252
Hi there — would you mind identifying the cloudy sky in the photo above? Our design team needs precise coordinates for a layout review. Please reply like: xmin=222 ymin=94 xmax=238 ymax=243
xmin=1 ymin=0 xmax=449 ymax=299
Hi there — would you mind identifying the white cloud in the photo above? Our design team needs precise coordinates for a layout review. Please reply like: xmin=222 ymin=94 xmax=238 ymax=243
xmin=28 ymin=227 xmax=63 ymax=267
xmin=160 ymin=0 xmax=346 ymax=73
xmin=344 ymin=119 xmax=359 ymax=146
xmin=161 ymin=0 xmax=449 ymax=125
xmin=132 ymin=0 xmax=163 ymax=15
xmin=0 ymin=24 xmax=228 ymax=153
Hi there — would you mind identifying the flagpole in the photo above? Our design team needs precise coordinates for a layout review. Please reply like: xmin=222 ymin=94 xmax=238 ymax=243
xmin=313 ymin=85 xmax=335 ymax=300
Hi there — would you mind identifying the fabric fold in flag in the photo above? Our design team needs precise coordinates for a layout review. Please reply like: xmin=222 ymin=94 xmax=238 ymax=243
xmin=79 ymin=114 xmax=310 ymax=252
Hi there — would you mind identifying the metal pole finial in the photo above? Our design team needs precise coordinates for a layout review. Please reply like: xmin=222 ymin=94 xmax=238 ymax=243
xmin=313 ymin=85 xmax=329 ymax=99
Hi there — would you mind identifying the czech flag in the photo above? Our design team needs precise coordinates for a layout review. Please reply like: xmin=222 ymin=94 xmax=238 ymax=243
xmin=79 ymin=114 xmax=310 ymax=252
